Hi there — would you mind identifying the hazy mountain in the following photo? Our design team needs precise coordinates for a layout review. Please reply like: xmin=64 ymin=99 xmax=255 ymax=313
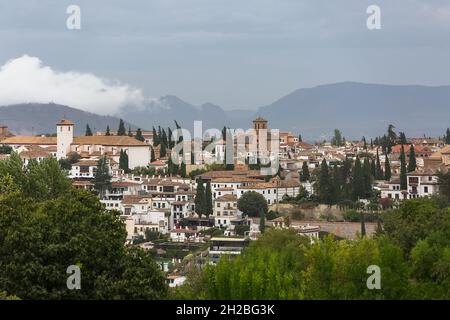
xmin=119 ymin=82 xmax=450 ymax=140
xmin=2 ymin=83 xmax=450 ymax=140
xmin=256 ymin=82 xmax=450 ymax=140
xmin=0 ymin=103 xmax=133 ymax=136
xmin=118 ymin=96 xmax=253 ymax=132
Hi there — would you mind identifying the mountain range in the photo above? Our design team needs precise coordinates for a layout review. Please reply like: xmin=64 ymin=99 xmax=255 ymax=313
xmin=1 ymin=82 xmax=450 ymax=140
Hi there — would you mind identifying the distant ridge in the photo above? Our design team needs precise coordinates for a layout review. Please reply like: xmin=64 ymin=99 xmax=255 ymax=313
xmin=0 ymin=103 xmax=134 ymax=135
xmin=3 ymin=82 xmax=450 ymax=139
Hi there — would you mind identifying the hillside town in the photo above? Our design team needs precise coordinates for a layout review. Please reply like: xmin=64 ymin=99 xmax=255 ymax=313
xmin=1 ymin=117 xmax=450 ymax=288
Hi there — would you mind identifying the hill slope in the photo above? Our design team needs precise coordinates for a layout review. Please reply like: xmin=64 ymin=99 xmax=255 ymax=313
xmin=0 ymin=103 xmax=133 ymax=135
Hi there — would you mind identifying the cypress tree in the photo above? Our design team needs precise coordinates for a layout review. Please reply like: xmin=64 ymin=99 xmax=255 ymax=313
xmin=361 ymin=212 xmax=366 ymax=237
xmin=117 ymin=119 xmax=126 ymax=136
xmin=446 ymin=128 xmax=450 ymax=144
xmin=174 ymin=120 xmax=183 ymax=143
xmin=300 ymin=161 xmax=310 ymax=182
xmin=331 ymin=164 xmax=342 ymax=204
xmin=384 ymin=154 xmax=391 ymax=181
xmin=160 ymin=142 xmax=167 ymax=158
xmin=135 ymin=128 xmax=145 ymax=142
xmin=119 ymin=149 xmax=129 ymax=172
xmin=85 ymin=124 xmax=93 ymax=136
xmin=375 ymin=149 xmax=383 ymax=180
xmin=158 ymin=126 xmax=162 ymax=145
xmin=205 ymin=182 xmax=213 ymax=217
xmin=363 ymin=157 xmax=372 ymax=197
xmin=152 ymin=127 xmax=159 ymax=146
xmin=105 ymin=125 xmax=111 ymax=136
xmin=399 ymin=132 xmax=407 ymax=145
xmin=352 ymin=157 xmax=364 ymax=200
xmin=150 ymin=147 xmax=156 ymax=162
xmin=128 ymin=126 xmax=133 ymax=137
xmin=400 ymin=145 xmax=407 ymax=190
xmin=298 ymin=134 xmax=302 ymax=142
xmin=180 ymin=162 xmax=187 ymax=178
xmin=408 ymin=144 xmax=417 ymax=172
xmin=161 ymin=129 xmax=168 ymax=148
xmin=94 ymin=156 xmax=112 ymax=198
xmin=168 ymin=128 xmax=174 ymax=149
xmin=195 ymin=178 xmax=206 ymax=218
xmin=259 ymin=208 xmax=266 ymax=233
xmin=318 ymin=159 xmax=331 ymax=204
xmin=370 ymin=159 xmax=376 ymax=178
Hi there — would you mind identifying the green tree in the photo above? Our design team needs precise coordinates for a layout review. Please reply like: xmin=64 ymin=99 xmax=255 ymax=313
xmin=300 ymin=161 xmax=310 ymax=182
xmin=0 ymin=145 xmax=12 ymax=154
xmin=205 ymin=182 xmax=213 ymax=217
xmin=105 ymin=125 xmax=111 ymax=136
xmin=237 ymin=191 xmax=268 ymax=217
xmin=331 ymin=129 xmax=343 ymax=146
xmin=408 ymin=144 xmax=417 ymax=172
xmin=376 ymin=149 xmax=384 ymax=180
xmin=119 ymin=149 xmax=129 ymax=173
xmin=128 ymin=126 xmax=133 ymax=137
xmin=85 ymin=124 xmax=93 ymax=136
xmin=135 ymin=128 xmax=145 ymax=142
xmin=445 ymin=128 xmax=450 ymax=144
xmin=0 ymin=175 xmax=167 ymax=299
xmin=398 ymin=132 xmax=407 ymax=145
xmin=195 ymin=178 xmax=206 ymax=217
xmin=94 ymin=156 xmax=111 ymax=197
xmin=437 ymin=171 xmax=450 ymax=203
xmin=259 ymin=209 xmax=266 ymax=233
xmin=180 ymin=161 xmax=187 ymax=178
xmin=150 ymin=147 xmax=156 ymax=162
xmin=152 ymin=127 xmax=159 ymax=146
xmin=384 ymin=154 xmax=392 ymax=181
xmin=317 ymin=159 xmax=332 ymax=204
xmin=117 ymin=119 xmax=126 ymax=136
xmin=352 ymin=157 xmax=364 ymax=200
xmin=399 ymin=145 xmax=407 ymax=190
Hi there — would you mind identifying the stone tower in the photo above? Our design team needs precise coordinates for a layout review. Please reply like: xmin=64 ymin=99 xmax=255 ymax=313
xmin=56 ymin=119 xmax=74 ymax=159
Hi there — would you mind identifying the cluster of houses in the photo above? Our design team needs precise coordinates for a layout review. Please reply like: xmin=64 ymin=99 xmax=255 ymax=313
xmin=1 ymin=118 xmax=450 ymax=245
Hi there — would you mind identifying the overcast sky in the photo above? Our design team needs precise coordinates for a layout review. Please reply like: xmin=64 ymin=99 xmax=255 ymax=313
xmin=1 ymin=0 xmax=450 ymax=113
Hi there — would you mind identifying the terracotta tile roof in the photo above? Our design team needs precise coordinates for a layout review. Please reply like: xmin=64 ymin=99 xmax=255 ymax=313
xmin=112 ymin=181 xmax=142 ymax=187
xmin=215 ymin=194 xmax=237 ymax=202
xmin=72 ymin=180 xmax=94 ymax=186
xmin=440 ymin=145 xmax=450 ymax=155
xmin=73 ymin=160 xmax=99 ymax=166
xmin=72 ymin=136 xmax=147 ymax=147
xmin=19 ymin=150 xmax=51 ymax=158
xmin=253 ymin=117 xmax=267 ymax=122
xmin=149 ymin=160 xmax=167 ymax=166
xmin=121 ymin=195 xmax=148 ymax=204
xmin=212 ymin=177 xmax=261 ymax=183
xmin=57 ymin=119 xmax=74 ymax=126
xmin=1 ymin=136 xmax=57 ymax=145
xmin=391 ymin=144 xmax=430 ymax=154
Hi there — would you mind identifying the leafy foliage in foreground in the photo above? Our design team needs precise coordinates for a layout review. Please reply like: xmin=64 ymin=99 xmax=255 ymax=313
xmin=178 ymin=197 xmax=450 ymax=300
xmin=0 ymin=154 xmax=167 ymax=299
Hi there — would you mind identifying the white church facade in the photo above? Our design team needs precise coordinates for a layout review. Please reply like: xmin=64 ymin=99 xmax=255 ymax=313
xmin=2 ymin=119 xmax=151 ymax=169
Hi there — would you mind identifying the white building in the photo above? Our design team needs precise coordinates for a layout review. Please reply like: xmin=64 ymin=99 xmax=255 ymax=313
xmin=2 ymin=119 xmax=151 ymax=169
xmin=380 ymin=169 xmax=440 ymax=200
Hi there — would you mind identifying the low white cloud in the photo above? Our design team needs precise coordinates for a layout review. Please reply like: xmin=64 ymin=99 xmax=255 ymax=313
xmin=0 ymin=55 xmax=148 ymax=115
